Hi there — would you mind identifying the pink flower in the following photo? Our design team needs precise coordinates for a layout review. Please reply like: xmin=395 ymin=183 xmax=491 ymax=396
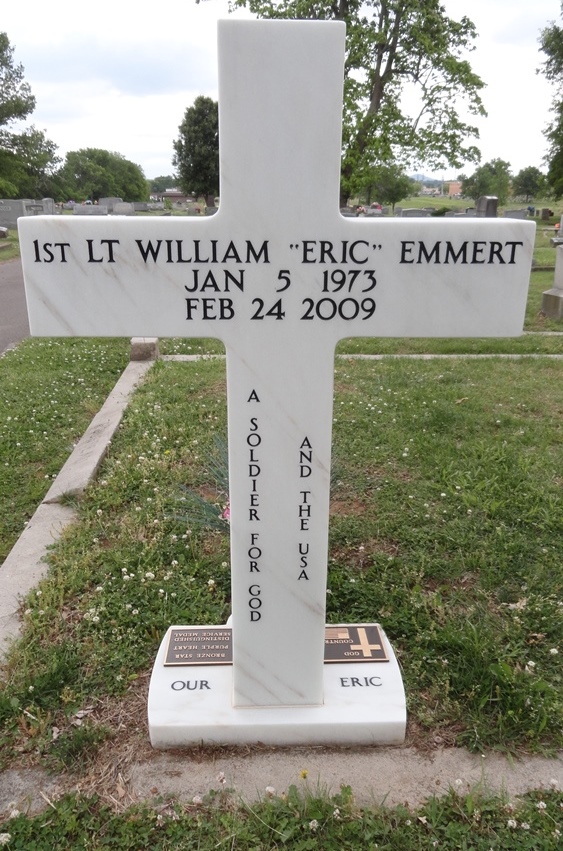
xmin=222 ymin=502 xmax=230 ymax=522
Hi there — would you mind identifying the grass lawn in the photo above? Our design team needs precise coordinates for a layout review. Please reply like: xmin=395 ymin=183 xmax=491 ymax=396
xmin=1 ymin=784 xmax=561 ymax=849
xmin=0 ymin=218 xmax=561 ymax=846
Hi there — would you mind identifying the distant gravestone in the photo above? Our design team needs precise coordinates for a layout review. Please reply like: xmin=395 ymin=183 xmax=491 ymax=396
xmin=98 ymin=197 xmax=123 ymax=213
xmin=400 ymin=208 xmax=431 ymax=217
xmin=19 ymin=20 xmax=535 ymax=747
xmin=477 ymin=196 xmax=498 ymax=218
xmin=113 ymin=202 xmax=135 ymax=216
xmin=503 ymin=209 xmax=527 ymax=220
xmin=542 ymin=244 xmax=563 ymax=318
xmin=0 ymin=199 xmax=56 ymax=229
xmin=72 ymin=205 xmax=108 ymax=215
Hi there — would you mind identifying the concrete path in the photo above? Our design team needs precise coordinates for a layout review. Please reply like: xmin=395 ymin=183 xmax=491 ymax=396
xmin=0 ymin=258 xmax=29 ymax=354
xmin=0 ymin=359 xmax=154 ymax=647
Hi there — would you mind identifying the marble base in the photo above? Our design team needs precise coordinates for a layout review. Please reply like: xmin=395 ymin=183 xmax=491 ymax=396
xmin=148 ymin=624 xmax=406 ymax=747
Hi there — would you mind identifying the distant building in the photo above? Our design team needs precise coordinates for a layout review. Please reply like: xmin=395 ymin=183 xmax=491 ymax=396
xmin=158 ymin=188 xmax=193 ymax=204
xmin=447 ymin=181 xmax=462 ymax=197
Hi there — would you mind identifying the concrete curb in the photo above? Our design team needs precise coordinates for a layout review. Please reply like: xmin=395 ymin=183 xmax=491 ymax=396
xmin=126 ymin=748 xmax=562 ymax=808
xmin=0 ymin=359 xmax=154 ymax=650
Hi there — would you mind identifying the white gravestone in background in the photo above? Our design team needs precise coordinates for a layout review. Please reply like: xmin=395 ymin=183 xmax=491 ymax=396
xmin=19 ymin=20 xmax=535 ymax=745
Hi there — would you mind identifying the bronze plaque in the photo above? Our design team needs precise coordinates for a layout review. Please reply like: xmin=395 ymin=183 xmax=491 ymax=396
xmin=165 ymin=628 xmax=233 ymax=666
xmin=164 ymin=624 xmax=388 ymax=666
xmin=324 ymin=625 xmax=388 ymax=663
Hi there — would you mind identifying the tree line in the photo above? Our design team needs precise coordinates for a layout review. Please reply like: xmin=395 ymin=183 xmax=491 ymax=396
xmin=0 ymin=33 xmax=147 ymax=202
xmin=3 ymin=0 xmax=563 ymax=206
xmin=172 ymin=1 xmax=563 ymax=208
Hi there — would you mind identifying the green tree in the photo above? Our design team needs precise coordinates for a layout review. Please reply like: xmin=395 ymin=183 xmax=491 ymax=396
xmin=460 ymin=159 xmax=511 ymax=204
xmin=58 ymin=148 xmax=147 ymax=202
xmin=0 ymin=33 xmax=61 ymax=198
xmin=227 ymin=0 xmax=486 ymax=205
xmin=149 ymin=175 xmax=178 ymax=194
xmin=360 ymin=163 xmax=414 ymax=210
xmin=540 ymin=13 xmax=563 ymax=198
xmin=0 ymin=33 xmax=35 ymax=131
xmin=511 ymin=166 xmax=545 ymax=202
xmin=1 ymin=127 xmax=61 ymax=197
xmin=173 ymin=96 xmax=219 ymax=199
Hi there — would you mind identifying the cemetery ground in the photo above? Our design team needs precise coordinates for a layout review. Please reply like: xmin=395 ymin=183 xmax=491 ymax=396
xmin=0 ymin=262 xmax=562 ymax=846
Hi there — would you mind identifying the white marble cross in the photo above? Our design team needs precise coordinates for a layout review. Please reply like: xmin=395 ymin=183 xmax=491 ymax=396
xmin=20 ymin=21 xmax=534 ymax=731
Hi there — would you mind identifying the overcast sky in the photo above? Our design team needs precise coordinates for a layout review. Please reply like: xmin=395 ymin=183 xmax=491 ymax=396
xmin=3 ymin=0 xmax=561 ymax=181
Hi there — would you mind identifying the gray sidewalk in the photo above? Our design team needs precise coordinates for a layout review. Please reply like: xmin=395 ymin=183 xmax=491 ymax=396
xmin=0 ymin=259 xmax=29 ymax=354
xmin=0 ymin=357 xmax=154 ymax=647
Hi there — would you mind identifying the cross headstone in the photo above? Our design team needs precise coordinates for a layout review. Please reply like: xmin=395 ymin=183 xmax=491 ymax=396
xmin=19 ymin=20 xmax=535 ymax=746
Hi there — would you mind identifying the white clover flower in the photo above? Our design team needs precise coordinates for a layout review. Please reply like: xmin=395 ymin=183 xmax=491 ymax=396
xmin=333 ymin=808 xmax=341 ymax=820
xmin=145 ymin=572 xmax=155 ymax=580
xmin=507 ymin=819 xmax=517 ymax=829
xmin=0 ymin=834 xmax=11 ymax=846
xmin=308 ymin=819 xmax=319 ymax=832
xmin=537 ymin=801 xmax=547 ymax=811
xmin=521 ymin=822 xmax=530 ymax=830
xmin=265 ymin=786 xmax=275 ymax=798
xmin=192 ymin=795 xmax=203 ymax=805
xmin=549 ymin=648 xmax=558 ymax=656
